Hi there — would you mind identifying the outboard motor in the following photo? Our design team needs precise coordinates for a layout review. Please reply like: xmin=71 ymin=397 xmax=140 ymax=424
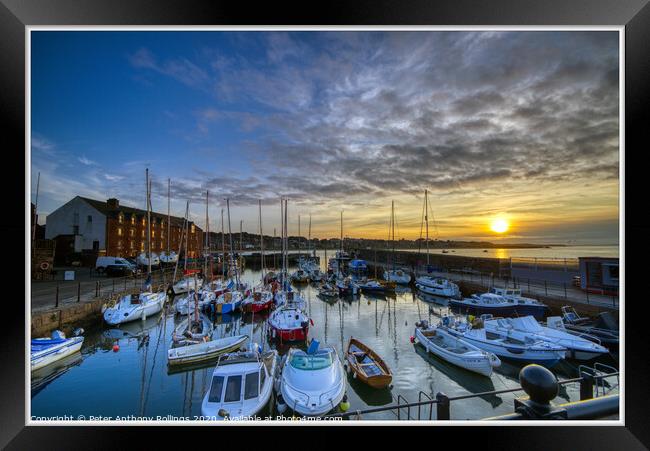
xmin=51 ymin=330 xmax=66 ymax=340
xmin=73 ymin=328 xmax=84 ymax=337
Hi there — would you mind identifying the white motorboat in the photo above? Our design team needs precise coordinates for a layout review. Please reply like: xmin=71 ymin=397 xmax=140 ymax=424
xmin=31 ymin=329 xmax=84 ymax=372
xmin=159 ymin=251 xmax=179 ymax=265
xmin=384 ymin=269 xmax=411 ymax=285
xmin=277 ymin=345 xmax=346 ymax=416
xmin=171 ymin=276 xmax=204 ymax=295
xmin=414 ymin=320 xmax=500 ymax=377
xmin=415 ymin=276 xmax=460 ymax=298
xmin=449 ymin=292 xmax=548 ymax=320
xmin=103 ymin=291 xmax=166 ymax=325
xmin=201 ymin=347 xmax=278 ymax=420
xmin=175 ymin=290 xmax=216 ymax=315
xmin=442 ymin=315 xmax=567 ymax=366
xmin=136 ymin=251 xmax=160 ymax=267
xmin=486 ymin=316 xmax=609 ymax=361
xmin=168 ymin=334 xmax=248 ymax=367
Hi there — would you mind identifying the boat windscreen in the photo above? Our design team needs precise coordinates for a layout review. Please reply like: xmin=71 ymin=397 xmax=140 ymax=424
xmin=244 ymin=371 xmax=259 ymax=400
xmin=208 ymin=376 xmax=225 ymax=403
xmin=224 ymin=375 xmax=242 ymax=402
xmin=290 ymin=351 xmax=333 ymax=370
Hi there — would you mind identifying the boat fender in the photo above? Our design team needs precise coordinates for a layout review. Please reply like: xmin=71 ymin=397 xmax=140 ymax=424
xmin=410 ymin=336 xmax=415 ymax=343
xmin=113 ymin=344 xmax=120 ymax=352
xmin=340 ymin=395 xmax=350 ymax=412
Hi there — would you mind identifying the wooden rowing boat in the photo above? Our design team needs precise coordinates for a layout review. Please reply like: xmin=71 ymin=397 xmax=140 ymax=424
xmin=346 ymin=338 xmax=392 ymax=389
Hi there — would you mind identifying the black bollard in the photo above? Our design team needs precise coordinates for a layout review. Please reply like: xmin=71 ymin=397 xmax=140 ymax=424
xmin=515 ymin=364 xmax=567 ymax=419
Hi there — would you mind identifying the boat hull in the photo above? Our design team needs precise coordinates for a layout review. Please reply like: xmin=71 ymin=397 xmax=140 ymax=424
xmin=31 ymin=337 xmax=84 ymax=372
xmin=346 ymin=338 xmax=393 ymax=388
xmin=167 ymin=335 xmax=248 ymax=366
xmin=103 ymin=293 xmax=165 ymax=325
xmin=415 ymin=328 xmax=494 ymax=377
xmin=448 ymin=300 xmax=547 ymax=320
xmin=269 ymin=325 xmax=309 ymax=342
xmin=416 ymin=283 xmax=458 ymax=298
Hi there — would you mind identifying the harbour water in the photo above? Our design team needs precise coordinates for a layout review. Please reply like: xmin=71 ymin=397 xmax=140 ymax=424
xmin=31 ymin=254 xmax=619 ymax=421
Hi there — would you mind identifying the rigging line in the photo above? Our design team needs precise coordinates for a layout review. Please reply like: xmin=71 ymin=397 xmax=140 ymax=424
xmin=418 ymin=192 xmax=425 ymax=254
xmin=428 ymin=195 xmax=439 ymax=240
xmin=142 ymin=311 xmax=166 ymax=415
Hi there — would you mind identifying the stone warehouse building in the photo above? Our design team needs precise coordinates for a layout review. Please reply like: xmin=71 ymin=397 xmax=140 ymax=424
xmin=45 ymin=196 xmax=203 ymax=261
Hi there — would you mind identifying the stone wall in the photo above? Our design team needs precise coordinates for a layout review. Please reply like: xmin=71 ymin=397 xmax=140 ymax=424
xmin=31 ymin=298 xmax=105 ymax=337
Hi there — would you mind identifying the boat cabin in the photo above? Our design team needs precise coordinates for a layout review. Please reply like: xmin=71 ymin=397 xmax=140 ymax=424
xmin=289 ymin=349 xmax=334 ymax=371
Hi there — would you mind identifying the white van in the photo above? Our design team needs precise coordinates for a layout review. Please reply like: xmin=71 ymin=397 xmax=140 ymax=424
xmin=96 ymin=256 xmax=136 ymax=273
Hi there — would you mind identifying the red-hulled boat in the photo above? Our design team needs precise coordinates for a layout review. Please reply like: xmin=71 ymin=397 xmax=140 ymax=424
xmin=241 ymin=290 xmax=274 ymax=314
xmin=268 ymin=305 xmax=311 ymax=342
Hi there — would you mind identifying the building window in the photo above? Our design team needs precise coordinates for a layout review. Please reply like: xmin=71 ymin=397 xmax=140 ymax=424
xmin=142 ymin=218 xmax=146 ymax=226
xmin=130 ymin=229 xmax=135 ymax=237
xmin=141 ymin=230 xmax=145 ymax=238
xmin=131 ymin=215 xmax=135 ymax=225
xmin=119 ymin=213 xmax=124 ymax=224
xmin=87 ymin=215 xmax=92 ymax=223
xmin=130 ymin=240 xmax=134 ymax=249
xmin=118 ymin=240 xmax=122 ymax=249
xmin=191 ymin=224 xmax=195 ymax=234
xmin=152 ymin=231 xmax=155 ymax=238
xmin=141 ymin=242 xmax=144 ymax=251
xmin=117 ymin=228 xmax=123 ymax=236
xmin=73 ymin=225 xmax=79 ymax=235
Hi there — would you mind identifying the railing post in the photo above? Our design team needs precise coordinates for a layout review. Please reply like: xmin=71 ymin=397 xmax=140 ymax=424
xmin=544 ymin=280 xmax=548 ymax=296
xmin=436 ymin=392 xmax=450 ymax=420
xmin=55 ymin=284 xmax=59 ymax=308
xmin=96 ymin=280 xmax=99 ymax=297
xmin=580 ymin=374 xmax=594 ymax=400
xmin=77 ymin=282 xmax=81 ymax=302
xmin=564 ymin=282 xmax=567 ymax=299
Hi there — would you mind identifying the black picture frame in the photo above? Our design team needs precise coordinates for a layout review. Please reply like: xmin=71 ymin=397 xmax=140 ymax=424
xmin=2 ymin=0 xmax=647 ymax=448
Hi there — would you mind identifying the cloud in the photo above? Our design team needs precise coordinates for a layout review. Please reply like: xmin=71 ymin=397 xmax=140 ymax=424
xmin=78 ymin=155 xmax=97 ymax=166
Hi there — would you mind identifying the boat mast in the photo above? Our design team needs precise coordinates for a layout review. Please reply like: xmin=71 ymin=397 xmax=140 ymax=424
xmin=392 ymin=200 xmax=396 ymax=272
xmin=204 ymin=190 xmax=209 ymax=276
xmin=258 ymin=199 xmax=265 ymax=283
xmin=146 ymin=169 xmax=152 ymax=276
xmin=425 ymin=189 xmax=429 ymax=267
xmin=221 ymin=209 xmax=225 ymax=279
xmin=172 ymin=201 xmax=189 ymax=285
xmin=226 ymin=199 xmax=240 ymax=287
xmin=184 ymin=205 xmax=189 ymax=271
xmin=298 ymin=214 xmax=301 ymax=263
xmin=167 ymin=178 xmax=171 ymax=256
xmin=308 ymin=214 xmax=312 ymax=258
xmin=32 ymin=171 xmax=40 ymax=246
xmin=240 ymin=220 xmax=243 ymax=255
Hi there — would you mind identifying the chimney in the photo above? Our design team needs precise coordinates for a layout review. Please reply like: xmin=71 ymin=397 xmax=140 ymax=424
xmin=107 ymin=198 xmax=120 ymax=210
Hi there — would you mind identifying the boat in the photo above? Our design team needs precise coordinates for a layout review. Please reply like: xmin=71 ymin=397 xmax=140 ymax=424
xmin=175 ymin=290 xmax=216 ymax=315
xmin=159 ymin=250 xmax=178 ymax=265
xmin=336 ymin=276 xmax=360 ymax=296
xmin=290 ymin=269 xmax=310 ymax=283
xmin=171 ymin=274 xmax=204 ymax=295
xmin=308 ymin=268 xmax=326 ymax=283
xmin=559 ymin=306 xmax=619 ymax=349
xmin=442 ymin=315 xmax=567 ymax=366
xmin=346 ymin=338 xmax=392 ymax=388
xmin=136 ymin=251 xmax=160 ymax=267
xmin=383 ymin=201 xmax=412 ymax=285
xmin=277 ymin=344 xmax=346 ymax=416
xmin=201 ymin=346 xmax=278 ymax=420
xmin=415 ymin=276 xmax=461 ymax=298
xmin=384 ymin=269 xmax=411 ymax=285
xmin=348 ymin=259 xmax=368 ymax=272
xmin=215 ymin=290 xmax=245 ymax=314
xmin=268 ymin=305 xmax=311 ymax=342
xmin=31 ymin=329 xmax=84 ymax=371
xmin=241 ymin=290 xmax=274 ymax=314
xmin=318 ymin=282 xmax=339 ymax=298
xmin=413 ymin=320 xmax=500 ymax=377
xmin=487 ymin=287 xmax=549 ymax=317
xmin=484 ymin=316 xmax=609 ymax=361
xmin=358 ymin=278 xmax=389 ymax=293
xmin=168 ymin=334 xmax=248 ymax=367
xmin=274 ymin=289 xmax=306 ymax=310
xmin=103 ymin=290 xmax=166 ymax=325
xmin=448 ymin=292 xmax=547 ymax=320
xmin=172 ymin=313 xmax=213 ymax=347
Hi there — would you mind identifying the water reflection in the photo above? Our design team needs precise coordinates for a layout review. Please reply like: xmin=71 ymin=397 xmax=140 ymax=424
xmin=30 ymin=252 xmax=619 ymax=420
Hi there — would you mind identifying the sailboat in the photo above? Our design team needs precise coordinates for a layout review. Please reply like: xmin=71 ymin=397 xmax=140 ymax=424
xmin=415 ymin=189 xmax=460 ymax=298
xmin=160 ymin=179 xmax=179 ymax=266
xmin=383 ymin=201 xmax=411 ymax=285
xmin=269 ymin=198 xmax=311 ymax=341
xmin=172 ymin=277 xmax=214 ymax=347
xmin=242 ymin=200 xmax=275 ymax=314
xmin=170 ymin=202 xmax=204 ymax=295
xmin=334 ymin=211 xmax=359 ymax=296
xmin=104 ymin=169 xmax=165 ymax=325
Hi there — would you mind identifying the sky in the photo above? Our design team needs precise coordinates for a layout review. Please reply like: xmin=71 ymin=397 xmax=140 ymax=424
xmin=30 ymin=31 xmax=620 ymax=244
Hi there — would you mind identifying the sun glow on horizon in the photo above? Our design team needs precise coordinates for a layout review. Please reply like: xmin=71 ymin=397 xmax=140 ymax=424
xmin=490 ymin=218 xmax=510 ymax=234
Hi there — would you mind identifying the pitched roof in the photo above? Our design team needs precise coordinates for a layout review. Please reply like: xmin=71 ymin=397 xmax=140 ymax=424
xmin=78 ymin=196 xmax=201 ymax=230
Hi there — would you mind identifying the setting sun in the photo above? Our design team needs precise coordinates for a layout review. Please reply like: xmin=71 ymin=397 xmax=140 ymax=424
xmin=490 ymin=218 xmax=510 ymax=234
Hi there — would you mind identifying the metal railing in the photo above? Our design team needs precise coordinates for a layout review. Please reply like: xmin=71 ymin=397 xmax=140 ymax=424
xmin=325 ymin=366 xmax=619 ymax=420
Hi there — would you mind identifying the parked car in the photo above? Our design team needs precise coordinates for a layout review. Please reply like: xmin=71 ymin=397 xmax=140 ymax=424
xmin=105 ymin=264 xmax=136 ymax=277
xmin=96 ymin=256 xmax=136 ymax=274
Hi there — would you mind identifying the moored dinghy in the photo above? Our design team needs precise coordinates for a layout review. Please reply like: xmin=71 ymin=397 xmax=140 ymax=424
xmin=103 ymin=290 xmax=166 ymax=325
xmin=200 ymin=345 xmax=278 ymax=419
xmin=168 ymin=334 xmax=249 ymax=367
xmin=346 ymin=338 xmax=392 ymax=388
xmin=31 ymin=329 xmax=85 ymax=371
xmin=413 ymin=320 xmax=500 ymax=377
